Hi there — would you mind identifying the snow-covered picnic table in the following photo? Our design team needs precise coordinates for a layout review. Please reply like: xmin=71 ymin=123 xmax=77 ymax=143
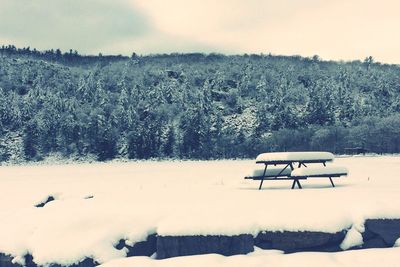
xmin=246 ymin=152 xmax=348 ymax=189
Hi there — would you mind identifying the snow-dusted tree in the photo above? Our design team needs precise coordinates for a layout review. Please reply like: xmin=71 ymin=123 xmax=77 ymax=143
xmin=306 ymin=80 xmax=335 ymax=125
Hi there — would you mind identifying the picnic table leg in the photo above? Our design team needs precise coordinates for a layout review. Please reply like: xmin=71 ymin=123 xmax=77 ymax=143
xmin=274 ymin=164 xmax=291 ymax=178
xmin=291 ymin=180 xmax=296 ymax=189
xmin=259 ymin=164 xmax=268 ymax=190
xmin=290 ymin=178 xmax=303 ymax=189
xmin=274 ymin=164 xmax=292 ymax=189
xmin=298 ymin=162 xmax=307 ymax=168
xmin=329 ymin=177 xmax=335 ymax=187
xmin=296 ymin=179 xmax=303 ymax=189
xmin=291 ymin=178 xmax=303 ymax=189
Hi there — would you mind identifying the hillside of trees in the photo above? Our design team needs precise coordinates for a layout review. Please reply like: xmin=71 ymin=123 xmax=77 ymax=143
xmin=0 ymin=45 xmax=399 ymax=162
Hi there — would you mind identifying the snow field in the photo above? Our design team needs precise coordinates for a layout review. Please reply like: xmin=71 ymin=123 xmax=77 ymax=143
xmin=0 ymin=156 xmax=399 ymax=266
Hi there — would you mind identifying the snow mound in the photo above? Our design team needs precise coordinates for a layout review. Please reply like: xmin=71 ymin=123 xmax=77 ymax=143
xmin=246 ymin=166 xmax=292 ymax=177
xmin=291 ymin=166 xmax=348 ymax=177
xmin=256 ymin=152 xmax=334 ymax=162
xmin=97 ymin=247 xmax=400 ymax=267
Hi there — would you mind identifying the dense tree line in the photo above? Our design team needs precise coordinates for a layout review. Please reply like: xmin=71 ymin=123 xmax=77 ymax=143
xmin=0 ymin=47 xmax=399 ymax=162
xmin=0 ymin=45 xmax=127 ymax=66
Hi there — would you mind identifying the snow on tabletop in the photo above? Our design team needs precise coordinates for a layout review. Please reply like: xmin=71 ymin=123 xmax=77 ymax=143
xmin=291 ymin=165 xmax=348 ymax=177
xmin=0 ymin=157 xmax=400 ymax=265
xmin=256 ymin=151 xmax=334 ymax=162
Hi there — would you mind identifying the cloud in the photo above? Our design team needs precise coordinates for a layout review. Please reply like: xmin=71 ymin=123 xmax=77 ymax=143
xmin=132 ymin=0 xmax=400 ymax=63
xmin=0 ymin=0 xmax=399 ymax=63
xmin=99 ymin=32 xmax=230 ymax=56
xmin=131 ymin=0 xmax=325 ymax=52
xmin=0 ymin=0 xmax=151 ymax=53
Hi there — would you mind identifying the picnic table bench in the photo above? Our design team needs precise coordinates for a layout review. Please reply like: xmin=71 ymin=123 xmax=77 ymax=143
xmin=245 ymin=152 xmax=348 ymax=189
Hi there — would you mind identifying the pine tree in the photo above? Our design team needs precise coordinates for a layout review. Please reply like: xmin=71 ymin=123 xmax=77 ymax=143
xmin=306 ymin=81 xmax=335 ymax=125
xmin=23 ymin=120 xmax=39 ymax=160
xmin=163 ymin=125 xmax=175 ymax=157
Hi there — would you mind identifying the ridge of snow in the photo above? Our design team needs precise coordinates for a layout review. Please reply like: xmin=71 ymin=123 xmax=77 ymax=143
xmin=256 ymin=152 xmax=334 ymax=162
xmin=291 ymin=165 xmax=348 ymax=177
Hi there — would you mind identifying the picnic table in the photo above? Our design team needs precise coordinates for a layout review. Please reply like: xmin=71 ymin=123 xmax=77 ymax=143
xmin=245 ymin=152 xmax=348 ymax=190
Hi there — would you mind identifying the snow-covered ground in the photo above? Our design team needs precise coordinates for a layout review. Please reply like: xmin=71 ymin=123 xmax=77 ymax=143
xmin=0 ymin=156 xmax=399 ymax=266
xmin=99 ymin=247 xmax=400 ymax=267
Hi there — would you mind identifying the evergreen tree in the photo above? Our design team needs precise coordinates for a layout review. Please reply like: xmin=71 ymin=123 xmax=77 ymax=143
xmin=163 ymin=125 xmax=175 ymax=157
xmin=306 ymin=81 xmax=335 ymax=125
xmin=23 ymin=120 xmax=39 ymax=160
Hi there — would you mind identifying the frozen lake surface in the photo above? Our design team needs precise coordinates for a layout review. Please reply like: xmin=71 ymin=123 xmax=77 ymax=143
xmin=0 ymin=156 xmax=399 ymax=266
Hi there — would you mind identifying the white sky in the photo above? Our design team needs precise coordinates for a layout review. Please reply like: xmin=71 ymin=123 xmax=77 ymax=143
xmin=1 ymin=0 xmax=399 ymax=63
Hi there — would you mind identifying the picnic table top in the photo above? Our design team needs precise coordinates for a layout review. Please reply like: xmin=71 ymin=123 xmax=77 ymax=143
xmin=255 ymin=151 xmax=334 ymax=164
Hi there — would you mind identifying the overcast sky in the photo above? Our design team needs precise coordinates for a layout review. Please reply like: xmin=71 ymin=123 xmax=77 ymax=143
xmin=1 ymin=0 xmax=399 ymax=63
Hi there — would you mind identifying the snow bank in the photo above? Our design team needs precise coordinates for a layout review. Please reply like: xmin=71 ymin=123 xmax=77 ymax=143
xmin=256 ymin=151 xmax=334 ymax=162
xmin=246 ymin=166 xmax=292 ymax=177
xmin=98 ymin=247 xmax=400 ymax=267
xmin=340 ymin=222 xmax=364 ymax=250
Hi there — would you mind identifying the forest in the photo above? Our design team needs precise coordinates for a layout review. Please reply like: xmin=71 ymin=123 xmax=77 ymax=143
xmin=0 ymin=45 xmax=399 ymax=162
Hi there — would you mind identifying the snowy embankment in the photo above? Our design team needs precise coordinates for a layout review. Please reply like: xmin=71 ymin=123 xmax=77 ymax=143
xmin=0 ymin=156 xmax=399 ymax=266
xmin=98 ymin=247 xmax=400 ymax=267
